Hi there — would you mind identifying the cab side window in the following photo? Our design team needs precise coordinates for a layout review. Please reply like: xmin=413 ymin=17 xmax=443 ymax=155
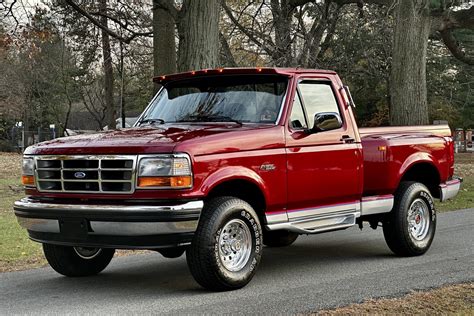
xmin=289 ymin=94 xmax=308 ymax=129
xmin=298 ymin=82 xmax=341 ymax=120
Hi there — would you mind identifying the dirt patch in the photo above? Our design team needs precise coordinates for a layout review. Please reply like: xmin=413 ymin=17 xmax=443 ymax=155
xmin=316 ymin=283 xmax=474 ymax=315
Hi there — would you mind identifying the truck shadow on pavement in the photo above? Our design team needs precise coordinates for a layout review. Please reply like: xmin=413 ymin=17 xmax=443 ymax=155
xmin=17 ymin=233 xmax=402 ymax=297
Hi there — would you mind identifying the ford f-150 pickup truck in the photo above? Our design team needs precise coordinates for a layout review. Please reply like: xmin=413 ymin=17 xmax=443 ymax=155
xmin=14 ymin=68 xmax=461 ymax=291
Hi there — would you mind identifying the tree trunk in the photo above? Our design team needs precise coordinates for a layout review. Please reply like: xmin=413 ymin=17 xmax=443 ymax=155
xmin=152 ymin=0 xmax=176 ymax=92
xmin=389 ymin=0 xmax=431 ymax=126
xmin=99 ymin=0 xmax=116 ymax=130
xmin=177 ymin=0 xmax=219 ymax=72
xmin=270 ymin=0 xmax=294 ymax=67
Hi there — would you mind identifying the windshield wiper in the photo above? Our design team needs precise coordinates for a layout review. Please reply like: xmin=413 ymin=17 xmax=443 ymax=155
xmin=178 ymin=114 xmax=242 ymax=125
xmin=138 ymin=118 xmax=165 ymax=126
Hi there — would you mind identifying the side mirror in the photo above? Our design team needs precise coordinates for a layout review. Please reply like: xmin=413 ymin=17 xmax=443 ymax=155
xmin=310 ymin=112 xmax=342 ymax=133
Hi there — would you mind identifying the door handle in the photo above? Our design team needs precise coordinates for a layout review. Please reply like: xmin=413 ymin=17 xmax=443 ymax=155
xmin=340 ymin=135 xmax=355 ymax=143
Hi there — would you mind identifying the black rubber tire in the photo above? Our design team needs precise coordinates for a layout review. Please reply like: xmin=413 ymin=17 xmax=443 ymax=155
xmin=158 ymin=247 xmax=186 ymax=258
xmin=383 ymin=181 xmax=436 ymax=256
xmin=186 ymin=196 xmax=263 ymax=291
xmin=263 ymin=229 xmax=298 ymax=247
xmin=43 ymin=244 xmax=115 ymax=277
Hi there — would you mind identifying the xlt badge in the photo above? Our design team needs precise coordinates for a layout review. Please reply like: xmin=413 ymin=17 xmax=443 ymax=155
xmin=260 ymin=164 xmax=276 ymax=171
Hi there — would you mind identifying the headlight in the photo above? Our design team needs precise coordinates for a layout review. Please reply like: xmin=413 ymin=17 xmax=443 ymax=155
xmin=137 ymin=154 xmax=192 ymax=189
xmin=21 ymin=157 xmax=35 ymax=187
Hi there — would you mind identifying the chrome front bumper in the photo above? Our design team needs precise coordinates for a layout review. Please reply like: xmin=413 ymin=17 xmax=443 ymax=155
xmin=439 ymin=177 xmax=462 ymax=202
xmin=14 ymin=198 xmax=203 ymax=248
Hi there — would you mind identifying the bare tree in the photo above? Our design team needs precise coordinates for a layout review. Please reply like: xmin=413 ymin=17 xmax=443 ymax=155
xmin=98 ymin=0 xmax=116 ymax=130
xmin=221 ymin=0 xmax=342 ymax=67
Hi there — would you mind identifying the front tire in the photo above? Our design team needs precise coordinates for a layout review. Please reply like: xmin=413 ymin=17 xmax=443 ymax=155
xmin=43 ymin=244 xmax=115 ymax=277
xmin=186 ymin=197 xmax=263 ymax=291
xmin=383 ymin=182 xmax=436 ymax=256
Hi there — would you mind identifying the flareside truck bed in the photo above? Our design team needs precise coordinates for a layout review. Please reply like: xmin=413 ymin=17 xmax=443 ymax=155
xmin=360 ymin=125 xmax=453 ymax=198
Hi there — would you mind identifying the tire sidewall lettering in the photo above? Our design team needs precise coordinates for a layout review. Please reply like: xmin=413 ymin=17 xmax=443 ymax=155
xmin=419 ymin=191 xmax=435 ymax=222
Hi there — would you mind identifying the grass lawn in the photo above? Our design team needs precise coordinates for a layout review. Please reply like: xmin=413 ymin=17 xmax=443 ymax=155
xmin=435 ymin=153 xmax=474 ymax=212
xmin=0 ymin=153 xmax=45 ymax=272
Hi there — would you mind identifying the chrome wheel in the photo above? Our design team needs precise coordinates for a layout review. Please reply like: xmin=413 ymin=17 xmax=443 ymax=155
xmin=218 ymin=219 xmax=252 ymax=272
xmin=73 ymin=247 xmax=102 ymax=260
xmin=407 ymin=198 xmax=430 ymax=241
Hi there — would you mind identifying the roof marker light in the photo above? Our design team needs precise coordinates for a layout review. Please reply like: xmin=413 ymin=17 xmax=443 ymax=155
xmin=256 ymin=67 xmax=262 ymax=72
xmin=217 ymin=68 xmax=224 ymax=73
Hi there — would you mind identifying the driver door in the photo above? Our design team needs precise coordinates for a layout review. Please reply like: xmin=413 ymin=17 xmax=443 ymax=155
xmin=285 ymin=79 xmax=361 ymax=217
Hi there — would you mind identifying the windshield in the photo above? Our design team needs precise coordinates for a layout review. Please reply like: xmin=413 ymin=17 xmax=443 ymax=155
xmin=138 ymin=75 xmax=288 ymax=125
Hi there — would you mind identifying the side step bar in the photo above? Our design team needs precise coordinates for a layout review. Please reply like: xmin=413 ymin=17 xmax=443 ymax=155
xmin=266 ymin=211 xmax=358 ymax=234
xmin=265 ymin=195 xmax=394 ymax=234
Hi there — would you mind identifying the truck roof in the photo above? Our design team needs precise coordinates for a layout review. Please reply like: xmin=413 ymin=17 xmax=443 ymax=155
xmin=153 ymin=67 xmax=337 ymax=84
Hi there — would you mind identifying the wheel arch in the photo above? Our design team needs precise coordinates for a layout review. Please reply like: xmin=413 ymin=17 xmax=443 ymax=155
xmin=398 ymin=159 xmax=441 ymax=199
xmin=202 ymin=167 xmax=268 ymax=225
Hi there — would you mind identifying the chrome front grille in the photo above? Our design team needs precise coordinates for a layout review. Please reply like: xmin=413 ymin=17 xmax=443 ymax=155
xmin=34 ymin=155 xmax=137 ymax=194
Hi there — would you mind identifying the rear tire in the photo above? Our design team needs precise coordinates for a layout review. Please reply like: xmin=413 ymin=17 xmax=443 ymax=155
xmin=383 ymin=182 xmax=436 ymax=256
xmin=43 ymin=244 xmax=115 ymax=277
xmin=263 ymin=230 xmax=298 ymax=247
xmin=186 ymin=197 xmax=262 ymax=291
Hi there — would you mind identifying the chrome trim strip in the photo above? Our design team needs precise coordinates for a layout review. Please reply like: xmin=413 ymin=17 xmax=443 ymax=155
xmin=14 ymin=198 xmax=203 ymax=213
xmin=286 ymin=201 xmax=359 ymax=220
xmin=16 ymin=218 xmax=198 ymax=236
xmin=90 ymin=220 xmax=198 ymax=236
xmin=17 ymin=217 xmax=60 ymax=233
xmin=360 ymin=195 xmax=394 ymax=216
xmin=265 ymin=211 xmax=288 ymax=225
xmin=440 ymin=178 xmax=462 ymax=202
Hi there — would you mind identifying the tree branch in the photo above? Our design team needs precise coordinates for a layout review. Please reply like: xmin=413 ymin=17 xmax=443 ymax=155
xmin=436 ymin=5 xmax=474 ymax=65
xmin=64 ymin=0 xmax=149 ymax=44
xmin=89 ymin=11 xmax=152 ymax=37
xmin=439 ymin=29 xmax=474 ymax=65
xmin=221 ymin=0 xmax=276 ymax=57
xmin=219 ymin=31 xmax=238 ymax=67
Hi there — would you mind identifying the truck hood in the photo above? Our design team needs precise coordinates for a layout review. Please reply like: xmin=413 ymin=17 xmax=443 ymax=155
xmin=24 ymin=124 xmax=280 ymax=155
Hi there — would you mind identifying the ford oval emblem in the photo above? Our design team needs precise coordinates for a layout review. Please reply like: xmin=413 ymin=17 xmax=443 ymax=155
xmin=74 ymin=172 xmax=86 ymax=179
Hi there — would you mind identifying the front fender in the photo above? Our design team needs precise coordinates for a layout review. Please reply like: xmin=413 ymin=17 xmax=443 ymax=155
xmin=200 ymin=166 xmax=269 ymax=201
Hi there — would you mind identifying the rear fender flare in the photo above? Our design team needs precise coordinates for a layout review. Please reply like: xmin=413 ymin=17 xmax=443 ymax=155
xmin=397 ymin=152 xmax=440 ymax=186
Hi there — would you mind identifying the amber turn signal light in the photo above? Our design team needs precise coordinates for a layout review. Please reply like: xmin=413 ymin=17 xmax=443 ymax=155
xmin=22 ymin=175 xmax=35 ymax=186
xmin=137 ymin=176 xmax=192 ymax=188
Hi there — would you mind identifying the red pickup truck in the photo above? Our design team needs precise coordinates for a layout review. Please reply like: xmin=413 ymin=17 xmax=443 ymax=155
xmin=14 ymin=68 xmax=461 ymax=291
